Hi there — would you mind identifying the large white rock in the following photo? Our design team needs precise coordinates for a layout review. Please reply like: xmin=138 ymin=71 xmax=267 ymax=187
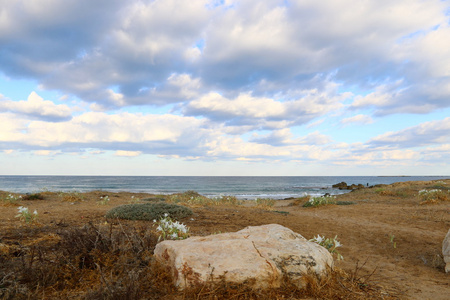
xmin=444 ymin=228 xmax=450 ymax=273
xmin=154 ymin=224 xmax=334 ymax=289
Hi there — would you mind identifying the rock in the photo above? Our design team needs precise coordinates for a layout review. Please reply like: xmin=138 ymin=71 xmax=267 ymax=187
xmin=444 ymin=228 xmax=450 ymax=273
xmin=332 ymin=182 xmax=348 ymax=189
xmin=154 ymin=224 xmax=334 ymax=289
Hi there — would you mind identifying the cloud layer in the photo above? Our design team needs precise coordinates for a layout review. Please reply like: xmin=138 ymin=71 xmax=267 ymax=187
xmin=1 ymin=0 xmax=449 ymax=174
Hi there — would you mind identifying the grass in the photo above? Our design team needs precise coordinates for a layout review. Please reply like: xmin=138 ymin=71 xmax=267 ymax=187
xmin=418 ymin=188 xmax=450 ymax=204
xmin=0 ymin=193 xmax=22 ymax=205
xmin=303 ymin=195 xmax=337 ymax=207
xmin=0 ymin=222 xmax=393 ymax=299
xmin=105 ymin=202 xmax=193 ymax=221
xmin=375 ymin=188 xmax=410 ymax=198
xmin=166 ymin=191 xmax=242 ymax=207
xmin=254 ymin=198 xmax=276 ymax=210
xmin=58 ymin=190 xmax=84 ymax=202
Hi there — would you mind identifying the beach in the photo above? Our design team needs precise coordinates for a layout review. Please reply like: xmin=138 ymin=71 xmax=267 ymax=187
xmin=1 ymin=179 xmax=449 ymax=299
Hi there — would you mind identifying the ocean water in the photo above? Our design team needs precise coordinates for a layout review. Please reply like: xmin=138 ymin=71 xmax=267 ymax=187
xmin=0 ymin=175 xmax=448 ymax=199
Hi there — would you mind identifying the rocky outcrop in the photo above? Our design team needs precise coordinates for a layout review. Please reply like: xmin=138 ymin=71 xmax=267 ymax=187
xmin=154 ymin=224 xmax=334 ymax=289
xmin=444 ymin=228 xmax=450 ymax=273
xmin=332 ymin=182 xmax=365 ymax=190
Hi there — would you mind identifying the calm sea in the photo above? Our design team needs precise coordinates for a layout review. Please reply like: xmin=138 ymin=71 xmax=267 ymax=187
xmin=0 ymin=175 xmax=448 ymax=199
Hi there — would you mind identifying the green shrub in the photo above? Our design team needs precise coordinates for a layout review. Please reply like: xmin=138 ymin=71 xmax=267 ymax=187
xmin=23 ymin=193 xmax=44 ymax=200
xmin=105 ymin=202 xmax=193 ymax=221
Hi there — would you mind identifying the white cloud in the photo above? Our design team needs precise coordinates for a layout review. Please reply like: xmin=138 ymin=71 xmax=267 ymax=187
xmin=341 ymin=114 xmax=374 ymax=125
xmin=115 ymin=150 xmax=142 ymax=157
xmin=183 ymin=86 xmax=347 ymax=129
xmin=368 ymin=117 xmax=450 ymax=148
xmin=0 ymin=92 xmax=72 ymax=121
xmin=34 ymin=150 xmax=59 ymax=156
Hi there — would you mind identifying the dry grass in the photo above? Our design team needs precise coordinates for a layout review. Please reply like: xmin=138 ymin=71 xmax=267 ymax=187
xmin=58 ymin=191 xmax=85 ymax=202
xmin=254 ymin=198 xmax=276 ymax=210
xmin=0 ymin=221 xmax=394 ymax=299
xmin=166 ymin=191 xmax=242 ymax=207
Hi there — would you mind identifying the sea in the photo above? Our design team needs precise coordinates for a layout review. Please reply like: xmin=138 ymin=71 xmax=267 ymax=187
xmin=0 ymin=175 xmax=448 ymax=200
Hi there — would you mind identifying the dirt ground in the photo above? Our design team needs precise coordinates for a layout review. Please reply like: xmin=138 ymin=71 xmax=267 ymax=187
xmin=1 ymin=179 xmax=449 ymax=299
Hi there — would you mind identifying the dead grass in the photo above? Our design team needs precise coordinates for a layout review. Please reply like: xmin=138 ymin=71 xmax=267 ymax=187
xmin=0 ymin=221 xmax=394 ymax=299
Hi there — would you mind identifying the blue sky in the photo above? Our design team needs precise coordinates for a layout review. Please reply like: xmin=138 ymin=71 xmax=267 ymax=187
xmin=1 ymin=0 xmax=450 ymax=176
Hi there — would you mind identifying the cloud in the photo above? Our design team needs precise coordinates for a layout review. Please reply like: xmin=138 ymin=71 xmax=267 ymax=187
xmin=341 ymin=114 xmax=374 ymax=126
xmin=250 ymin=129 xmax=332 ymax=146
xmin=0 ymin=110 xmax=215 ymax=157
xmin=34 ymin=150 xmax=60 ymax=156
xmin=367 ymin=117 xmax=450 ymax=149
xmin=1 ymin=0 xmax=448 ymax=118
xmin=115 ymin=150 xmax=142 ymax=157
xmin=183 ymin=85 xmax=348 ymax=130
xmin=0 ymin=92 xmax=72 ymax=121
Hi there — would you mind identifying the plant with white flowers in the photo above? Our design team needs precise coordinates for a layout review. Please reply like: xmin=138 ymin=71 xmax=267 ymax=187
xmin=15 ymin=206 xmax=38 ymax=224
xmin=310 ymin=234 xmax=343 ymax=260
xmin=153 ymin=213 xmax=190 ymax=241
xmin=2 ymin=193 xmax=22 ymax=204
xmin=303 ymin=195 xmax=337 ymax=207
xmin=98 ymin=195 xmax=110 ymax=205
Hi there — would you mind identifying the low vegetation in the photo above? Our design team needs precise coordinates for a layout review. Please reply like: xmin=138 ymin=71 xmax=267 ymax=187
xmin=0 ymin=222 xmax=388 ymax=299
xmin=254 ymin=198 xmax=276 ymax=210
xmin=418 ymin=188 xmax=450 ymax=204
xmin=58 ymin=190 xmax=84 ymax=202
xmin=166 ymin=190 xmax=242 ymax=206
xmin=303 ymin=195 xmax=337 ymax=207
xmin=105 ymin=202 xmax=193 ymax=221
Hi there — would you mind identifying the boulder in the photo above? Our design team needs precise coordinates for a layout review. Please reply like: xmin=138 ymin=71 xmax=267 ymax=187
xmin=154 ymin=224 xmax=334 ymax=289
xmin=444 ymin=228 xmax=450 ymax=273
xmin=332 ymin=182 xmax=348 ymax=189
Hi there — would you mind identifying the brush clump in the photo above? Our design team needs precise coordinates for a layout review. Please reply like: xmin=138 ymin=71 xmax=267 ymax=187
xmin=105 ymin=202 xmax=193 ymax=221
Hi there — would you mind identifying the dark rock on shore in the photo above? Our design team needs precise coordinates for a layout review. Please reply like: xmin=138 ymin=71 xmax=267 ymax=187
xmin=332 ymin=182 xmax=365 ymax=190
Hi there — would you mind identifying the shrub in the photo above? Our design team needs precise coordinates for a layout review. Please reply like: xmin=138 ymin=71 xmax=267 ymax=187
xmin=105 ymin=202 xmax=193 ymax=221
xmin=15 ymin=206 xmax=38 ymax=224
xmin=310 ymin=235 xmax=344 ymax=260
xmin=418 ymin=189 xmax=450 ymax=204
xmin=154 ymin=213 xmax=190 ymax=241
xmin=1 ymin=193 xmax=22 ymax=204
xmin=97 ymin=195 xmax=110 ymax=205
xmin=23 ymin=193 xmax=44 ymax=200
xmin=303 ymin=195 xmax=337 ymax=207
xmin=210 ymin=195 xmax=242 ymax=206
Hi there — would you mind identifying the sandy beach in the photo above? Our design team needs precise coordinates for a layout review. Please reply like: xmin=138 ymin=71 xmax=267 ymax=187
xmin=1 ymin=179 xmax=449 ymax=299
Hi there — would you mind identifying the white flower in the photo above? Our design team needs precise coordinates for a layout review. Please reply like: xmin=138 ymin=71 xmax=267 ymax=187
xmin=17 ymin=206 xmax=27 ymax=213
xmin=33 ymin=210 xmax=38 ymax=215
xmin=314 ymin=235 xmax=324 ymax=243
xmin=334 ymin=239 xmax=342 ymax=248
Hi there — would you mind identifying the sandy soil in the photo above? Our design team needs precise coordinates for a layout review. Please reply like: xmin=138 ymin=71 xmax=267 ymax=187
xmin=1 ymin=179 xmax=449 ymax=299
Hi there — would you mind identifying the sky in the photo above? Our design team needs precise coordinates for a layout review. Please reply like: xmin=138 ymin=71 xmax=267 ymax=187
xmin=1 ymin=0 xmax=450 ymax=176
